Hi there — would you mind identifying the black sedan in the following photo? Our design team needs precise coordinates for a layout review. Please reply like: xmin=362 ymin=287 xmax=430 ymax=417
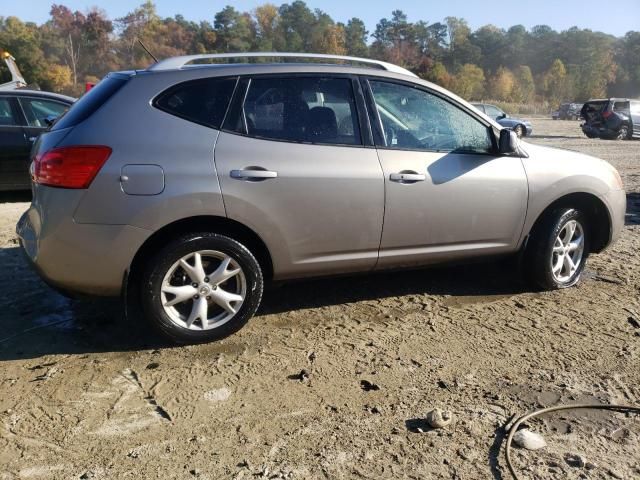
xmin=0 ymin=89 xmax=74 ymax=191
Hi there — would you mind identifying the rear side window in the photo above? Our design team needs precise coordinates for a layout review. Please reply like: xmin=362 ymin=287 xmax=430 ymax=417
xmin=613 ymin=101 xmax=630 ymax=113
xmin=154 ymin=77 xmax=237 ymax=129
xmin=242 ymin=76 xmax=361 ymax=146
xmin=53 ymin=75 xmax=127 ymax=131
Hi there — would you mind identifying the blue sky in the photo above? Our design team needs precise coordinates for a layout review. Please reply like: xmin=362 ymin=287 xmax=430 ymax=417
xmin=4 ymin=0 xmax=638 ymax=36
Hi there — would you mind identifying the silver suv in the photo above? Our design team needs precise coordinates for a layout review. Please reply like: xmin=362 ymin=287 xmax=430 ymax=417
xmin=17 ymin=53 xmax=626 ymax=344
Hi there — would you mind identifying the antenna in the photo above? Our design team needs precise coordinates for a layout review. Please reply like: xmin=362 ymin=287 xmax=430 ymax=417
xmin=137 ymin=39 xmax=158 ymax=63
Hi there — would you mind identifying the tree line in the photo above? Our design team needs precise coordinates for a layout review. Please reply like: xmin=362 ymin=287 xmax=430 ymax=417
xmin=1 ymin=1 xmax=639 ymax=107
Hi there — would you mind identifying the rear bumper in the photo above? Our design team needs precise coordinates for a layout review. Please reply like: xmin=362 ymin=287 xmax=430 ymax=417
xmin=17 ymin=189 xmax=151 ymax=296
xmin=581 ymin=124 xmax=618 ymax=139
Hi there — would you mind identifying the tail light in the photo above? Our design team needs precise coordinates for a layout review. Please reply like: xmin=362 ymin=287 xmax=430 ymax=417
xmin=32 ymin=146 xmax=112 ymax=189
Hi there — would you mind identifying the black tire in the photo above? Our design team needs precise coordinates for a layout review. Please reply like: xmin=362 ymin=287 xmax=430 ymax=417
xmin=525 ymin=208 xmax=590 ymax=290
xmin=141 ymin=232 xmax=263 ymax=344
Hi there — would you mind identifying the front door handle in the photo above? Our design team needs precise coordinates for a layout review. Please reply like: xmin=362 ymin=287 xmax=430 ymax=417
xmin=389 ymin=172 xmax=426 ymax=183
xmin=230 ymin=169 xmax=278 ymax=180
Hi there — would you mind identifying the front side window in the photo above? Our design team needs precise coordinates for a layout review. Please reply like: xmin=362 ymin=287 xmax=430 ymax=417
xmin=242 ymin=77 xmax=361 ymax=146
xmin=155 ymin=77 xmax=237 ymax=129
xmin=0 ymin=98 xmax=17 ymax=126
xmin=369 ymin=81 xmax=493 ymax=154
xmin=19 ymin=98 xmax=69 ymax=127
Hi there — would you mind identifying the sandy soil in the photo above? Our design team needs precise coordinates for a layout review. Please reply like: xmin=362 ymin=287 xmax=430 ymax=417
xmin=1 ymin=119 xmax=639 ymax=479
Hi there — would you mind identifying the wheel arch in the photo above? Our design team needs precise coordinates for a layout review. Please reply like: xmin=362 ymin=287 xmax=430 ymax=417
xmin=128 ymin=216 xmax=274 ymax=289
xmin=525 ymin=192 xmax=612 ymax=254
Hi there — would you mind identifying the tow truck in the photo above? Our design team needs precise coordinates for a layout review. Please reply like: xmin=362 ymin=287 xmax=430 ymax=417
xmin=0 ymin=51 xmax=27 ymax=90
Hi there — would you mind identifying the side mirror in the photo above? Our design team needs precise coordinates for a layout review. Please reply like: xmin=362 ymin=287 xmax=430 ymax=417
xmin=497 ymin=113 xmax=507 ymax=120
xmin=499 ymin=129 xmax=518 ymax=154
xmin=43 ymin=115 xmax=58 ymax=127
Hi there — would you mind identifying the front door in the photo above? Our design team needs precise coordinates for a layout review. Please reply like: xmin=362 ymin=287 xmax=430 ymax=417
xmin=364 ymin=79 xmax=528 ymax=268
xmin=215 ymin=75 xmax=384 ymax=279
xmin=0 ymin=96 xmax=30 ymax=190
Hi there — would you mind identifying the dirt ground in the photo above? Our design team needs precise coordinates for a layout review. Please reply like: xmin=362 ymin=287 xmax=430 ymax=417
xmin=1 ymin=118 xmax=639 ymax=480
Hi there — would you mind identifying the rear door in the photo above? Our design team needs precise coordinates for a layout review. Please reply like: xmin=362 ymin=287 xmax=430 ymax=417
xmin=0 ymin=95 xmax=30 ymax=190
xmin=364 ymin=78 xmax=528 ymax=268
xmin=214 ymin=75 xmax=384 ymax=279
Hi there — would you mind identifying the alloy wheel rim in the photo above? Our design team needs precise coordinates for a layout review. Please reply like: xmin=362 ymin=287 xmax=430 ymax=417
xmin=550 ymin=220 xmax=585 ymax=283
xmin=160 ymin=250 xmax=246 ymax=330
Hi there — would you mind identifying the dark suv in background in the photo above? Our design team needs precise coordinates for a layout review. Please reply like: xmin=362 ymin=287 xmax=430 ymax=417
xmin=581 ymin=98 xmax=640 ymax=140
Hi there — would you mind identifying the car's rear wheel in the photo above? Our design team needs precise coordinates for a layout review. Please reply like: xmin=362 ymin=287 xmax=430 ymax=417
xmin=525 ymin=208 xmax=589 ymax=290
xmin=141 ymin=233 xmax=263 ymax=344
xmin=617 ymin=125 xmax=630 ymax=140
xmin=514 ymin=125 xmax=525 ymax=138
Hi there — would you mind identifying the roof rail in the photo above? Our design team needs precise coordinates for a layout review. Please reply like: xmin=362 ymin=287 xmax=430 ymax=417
xmin=147 ymin=52 xmax=417 ymax=78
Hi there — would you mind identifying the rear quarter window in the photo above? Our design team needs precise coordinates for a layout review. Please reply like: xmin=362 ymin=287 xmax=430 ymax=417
xmin=154 ymin=77 xmax=237 ymax=129
xmin=613 ymin=101 xmax=630 ymax=113
xmin=52 ymin=75 xmax=128 ymax=130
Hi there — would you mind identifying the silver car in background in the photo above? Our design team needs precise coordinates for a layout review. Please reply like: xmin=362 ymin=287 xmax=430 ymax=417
xmin=17 ymin=53 xmax=626 ymax=344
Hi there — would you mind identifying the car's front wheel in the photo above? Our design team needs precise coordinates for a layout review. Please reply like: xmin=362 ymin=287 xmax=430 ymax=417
xmin=141 ymin=233 xmax=263 ymax=344
xmin=525 ymin=208 xmax=589 ymax=290
xmin=514 ymin=125 xmax=525 ymax=138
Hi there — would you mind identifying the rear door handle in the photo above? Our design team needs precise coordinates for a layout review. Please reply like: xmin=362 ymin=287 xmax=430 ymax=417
xmin=389 ymin=172 xmax=426 ymax=183
xmin=230 ymin=169 xmax=278 ymax=180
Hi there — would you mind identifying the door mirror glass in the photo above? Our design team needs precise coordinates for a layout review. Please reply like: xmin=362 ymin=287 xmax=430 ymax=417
xmin=43 ymin=114 xmax=59 ymax=127
xmin=499 ymin=129 xmax=518 ymax=154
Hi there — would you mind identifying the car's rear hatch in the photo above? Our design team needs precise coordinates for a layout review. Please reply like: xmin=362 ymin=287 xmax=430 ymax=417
xmin=581 ymin=100 xmax=608 ymax=126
